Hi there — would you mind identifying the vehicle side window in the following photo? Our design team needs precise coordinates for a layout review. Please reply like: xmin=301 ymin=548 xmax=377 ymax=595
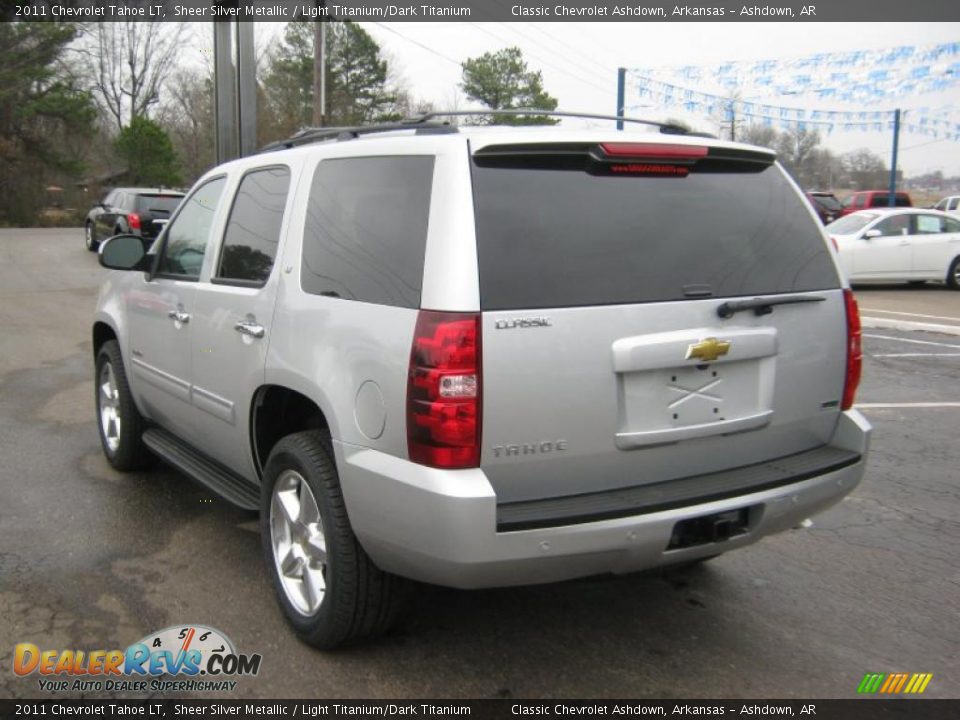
xmin=874 ymin=215 xmax=909 ymax=236
xmin=944 ymin=217 xmax=960 ymax=233
xmin=949 ymin=198 xmax=960 ymax=211
xmin=302 ymin=156 xmax=434 ymax=308
xmin=216 ymin=167 xmax=291 ymax=285
xmin=914 ymin=215 xmax=943 ymax=235
xmin=934 ymin=199 xmax=947 ymax=210
xmin=913 ymin=215 xmax=942 ymax=235
xmin=156 ymin=177 xmax=227 ymax=280
xmin=853 ymin=194 xmax=866 ymax=208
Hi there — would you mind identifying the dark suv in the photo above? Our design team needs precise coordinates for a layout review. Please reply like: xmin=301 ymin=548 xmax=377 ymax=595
xmin=806 ymin=191 xmax=843 ymax=224
xmin=84 ymin=188 xmax=184 ymax=251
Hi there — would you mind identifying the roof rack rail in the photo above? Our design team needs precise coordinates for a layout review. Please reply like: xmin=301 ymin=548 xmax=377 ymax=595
xmin=259 ymin=109 xmax=709 ymax=153
xmin=259 ymin=120 xmax=457 ymax=152
xmin=402 ymin=109 xmax=693 ymax=134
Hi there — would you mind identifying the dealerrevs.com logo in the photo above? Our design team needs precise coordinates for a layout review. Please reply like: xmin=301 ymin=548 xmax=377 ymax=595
xmin=13 ymin=625 xmax=262 ymax=693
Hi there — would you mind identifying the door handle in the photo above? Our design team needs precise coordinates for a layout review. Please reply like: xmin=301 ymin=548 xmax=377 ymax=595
xmin=167 ymin=310 xmax=190 ymax=324
xmin=234 ymin=320 xmax=265 ymax=339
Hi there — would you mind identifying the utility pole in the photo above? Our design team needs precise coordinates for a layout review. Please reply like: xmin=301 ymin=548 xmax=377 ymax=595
xmin=312 ymin=3 xmax=327 ymax=127
xmin=213 ymin=18 xmax=257 ymax=163
xmin=616 ymin=68 xmax=625 ymax=131
xmin=888 ymin=108 xmax=901 ymax=207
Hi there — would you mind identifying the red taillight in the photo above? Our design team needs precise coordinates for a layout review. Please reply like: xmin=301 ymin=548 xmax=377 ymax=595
xmin=407 ymin=311 xmax=481 ymax=469
xmin=127 ymin=212 xmax=141 ymax=231
xmin=600 ymin=143 xmax=708 ymax=160
xmin=842 ymin=289 xmax=862 ymax=411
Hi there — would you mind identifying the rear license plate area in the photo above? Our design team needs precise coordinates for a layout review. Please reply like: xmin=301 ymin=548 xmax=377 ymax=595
xmin=667 ymin=507 xmax=754 ymax=550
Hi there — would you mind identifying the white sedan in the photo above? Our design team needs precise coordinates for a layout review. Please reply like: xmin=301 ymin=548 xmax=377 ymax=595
xmin=826 ymin=208 xmax=960 ymax=289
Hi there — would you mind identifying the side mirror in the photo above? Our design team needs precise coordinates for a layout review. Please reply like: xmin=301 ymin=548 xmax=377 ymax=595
xmin=99 ymin=234 xmax=148 ymax=271
xmin=863 ymin=229 xmax=882 ymax=240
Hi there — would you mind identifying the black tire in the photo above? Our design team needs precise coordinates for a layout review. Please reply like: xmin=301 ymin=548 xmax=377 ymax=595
xmin=85 ymin=222 xmax=98 ymax=252
xmin=260 ymin=430 xmax=404 ymax=649
xmin=948 ymin=257 xmax=960 ymax=290
xmin=95 ymin=340 xmax=152 ymax=471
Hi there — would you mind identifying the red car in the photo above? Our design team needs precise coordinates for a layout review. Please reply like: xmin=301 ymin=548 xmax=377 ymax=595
xmin=839 ymin=190 xmax=912 ymax=217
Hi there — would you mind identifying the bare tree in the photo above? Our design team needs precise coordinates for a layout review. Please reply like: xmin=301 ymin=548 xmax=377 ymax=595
xmin=157 ymin=68 xmax=215 ymax=184
xmin=738 ymin=123 xmax=779 ymax=149
xmin=80 ymin=22 xmax=188 ymax=131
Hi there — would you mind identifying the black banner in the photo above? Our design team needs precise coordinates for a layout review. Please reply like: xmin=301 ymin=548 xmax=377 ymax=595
xmin=2 ymin=0 xmax=959 ymax=23
xmin=0 ymin=700 xmax=958 ymax=719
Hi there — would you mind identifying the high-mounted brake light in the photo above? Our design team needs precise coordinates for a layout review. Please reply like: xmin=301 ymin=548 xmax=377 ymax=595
xmin=127 ymin=212 xmax=141 ymax=231
xmin=842 ymin=289 xmax=862 ymax=411
xmin=600 ymin=143 xmax=708 ymax=160
xmin=407 ymin=311 xmax=481 ymax=469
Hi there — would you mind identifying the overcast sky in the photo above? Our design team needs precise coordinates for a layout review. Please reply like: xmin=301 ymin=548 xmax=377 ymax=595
xmin=347 ymin=22 xmax=960 ymax=178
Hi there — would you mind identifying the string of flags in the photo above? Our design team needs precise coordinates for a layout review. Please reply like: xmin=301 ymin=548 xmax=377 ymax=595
xmin=625 ymin=42 xmax=960 ymax=141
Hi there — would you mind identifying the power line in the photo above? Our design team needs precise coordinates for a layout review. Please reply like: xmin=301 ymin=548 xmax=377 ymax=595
xmin=368 ymin=23 xmax=461 ymax=68
xmin=465 ymin=23 xmax=612 ymax=98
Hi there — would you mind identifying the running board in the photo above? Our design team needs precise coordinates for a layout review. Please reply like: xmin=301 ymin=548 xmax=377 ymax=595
xmin=142 ymin=428 xmax=260 ymax=510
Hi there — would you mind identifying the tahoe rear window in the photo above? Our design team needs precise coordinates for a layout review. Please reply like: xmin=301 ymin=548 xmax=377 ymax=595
xmin=471 ymin=152 xmax=839 ymax=310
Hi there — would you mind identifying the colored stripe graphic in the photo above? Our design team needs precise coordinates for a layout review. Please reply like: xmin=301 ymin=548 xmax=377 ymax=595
xmin=858 ymin=672 xmax=932 ymax=694
xmin=857 ymin=673 xmax=885 ymax=694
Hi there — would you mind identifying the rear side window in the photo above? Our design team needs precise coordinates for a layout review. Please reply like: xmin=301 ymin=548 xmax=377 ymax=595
xmin=302 ymin=156 xmax=434 ymax=308
xmin=216 ymin=167 xmax=291 ymax=285
xmin=472 ymin=156 xmax=839 ymax=310
xmin=869 ymin=194 xmax=910 ymax=208
xmin=914 ymin=214 xmax=942 ymax=235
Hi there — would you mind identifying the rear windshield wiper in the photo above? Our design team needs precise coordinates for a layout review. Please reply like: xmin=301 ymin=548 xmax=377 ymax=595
xmin=716 ymin=294 xmax=826 ymax=319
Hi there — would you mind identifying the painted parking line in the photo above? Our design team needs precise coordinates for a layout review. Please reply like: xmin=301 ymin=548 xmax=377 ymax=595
xmin=860 ymin=308 xmax=960 ymax=323
xmin=857 ymin=402 xmax=960 ymax=409
xmin=863 ymin=334 xmax=960 ymax=350
xmin=860 ymin=317 xmax=960 ymax=336
xmin=872 ymin=353 xmax=960 ymax=358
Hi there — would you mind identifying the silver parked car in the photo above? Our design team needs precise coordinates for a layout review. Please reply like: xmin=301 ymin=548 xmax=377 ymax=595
xmin=93 ymin=113 xmax=871 ymax=648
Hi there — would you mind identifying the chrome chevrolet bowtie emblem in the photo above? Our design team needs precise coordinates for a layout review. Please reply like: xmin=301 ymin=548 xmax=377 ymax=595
xmin=685 ymin=337 xmax=731 ymax=362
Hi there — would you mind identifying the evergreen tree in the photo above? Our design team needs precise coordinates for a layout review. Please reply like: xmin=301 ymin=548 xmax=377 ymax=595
xmin=460 ymin=47 xmax=559 ymax=125
xmin=0 ymin=22 xmax=96 ymax=225
xmin=263 ymin=20 xmax=398 ymax=138
xmin=113 ymin=117 xmax=181 ymax=187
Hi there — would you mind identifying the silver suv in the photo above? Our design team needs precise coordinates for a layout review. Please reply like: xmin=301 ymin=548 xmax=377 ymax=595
xmin=93 ymin=113 xmax=871 ymax=648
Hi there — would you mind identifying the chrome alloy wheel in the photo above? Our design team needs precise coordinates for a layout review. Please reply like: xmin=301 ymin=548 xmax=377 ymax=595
xmin=85 ymin=224 xmax=95 ymax=250
xmin=954 ymin=262 xmax=960 ymax=286
xmin=98 ymin=362 xmax=121 ymax=453
xmin=270 ymin=470 xmax=328 ymax=616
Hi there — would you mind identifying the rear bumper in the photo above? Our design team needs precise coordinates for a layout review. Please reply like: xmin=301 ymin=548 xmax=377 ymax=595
xmin=337 ymin=410 xmax=870 ymax=589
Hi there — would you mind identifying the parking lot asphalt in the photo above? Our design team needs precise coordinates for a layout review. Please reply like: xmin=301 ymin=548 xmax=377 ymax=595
xmin=1 ymin=228 xmax=958 ymax=700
